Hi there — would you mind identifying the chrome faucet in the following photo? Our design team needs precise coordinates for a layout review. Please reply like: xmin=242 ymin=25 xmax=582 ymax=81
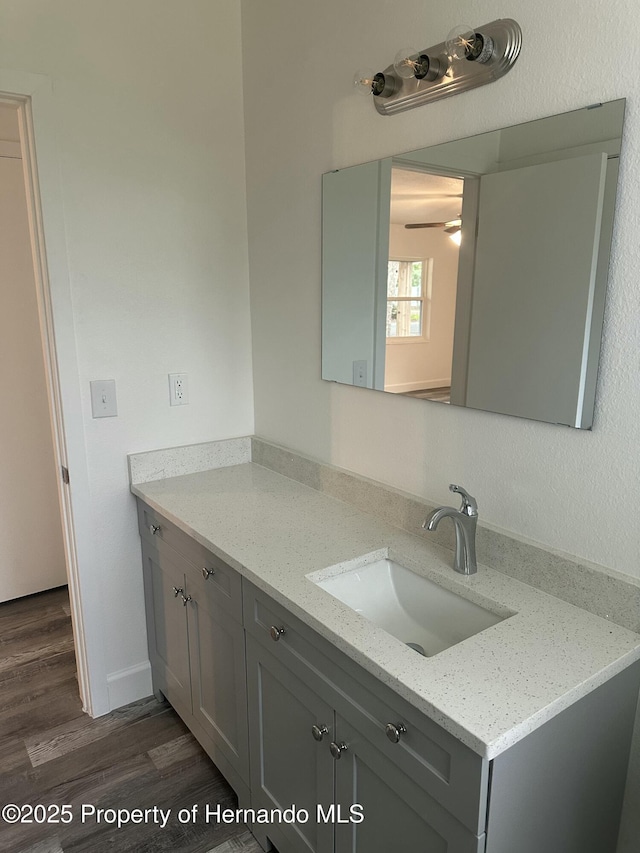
xmin=422 ymin=484 xmax=478 ymax=575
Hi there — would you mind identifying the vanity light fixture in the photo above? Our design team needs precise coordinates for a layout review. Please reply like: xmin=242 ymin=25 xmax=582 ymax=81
xmin=355 ymin=18 xmax=522 ymax=116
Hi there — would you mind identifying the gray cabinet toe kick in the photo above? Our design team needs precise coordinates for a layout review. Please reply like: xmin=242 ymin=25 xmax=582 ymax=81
xmin=136 ymin=499 xmax=640 ymax=853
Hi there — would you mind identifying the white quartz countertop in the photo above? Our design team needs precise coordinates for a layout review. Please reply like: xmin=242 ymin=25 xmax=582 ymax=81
xmin=131 ymin=463 xmax=640 ymax=759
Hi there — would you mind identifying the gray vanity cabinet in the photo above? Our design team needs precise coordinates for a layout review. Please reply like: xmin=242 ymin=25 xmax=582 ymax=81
xmin=244 ymin=582 xmax=487 ymax=853
xmin=246 ymin=635 xmax=335 ymax=853
xmin=140 ymin=539 xmax=191 ymax=719
xmin=243 ymin=580 xmax=640 ymax=853
xmin=136 ymin=502 xmax=640 ymax=853
xmin=137 ymin=501 xmax=250 ymax=802
xmin=333 ymin=714 xmax=485 ymax=853
xmin=187 ymin=565 xmax=250 ymax=793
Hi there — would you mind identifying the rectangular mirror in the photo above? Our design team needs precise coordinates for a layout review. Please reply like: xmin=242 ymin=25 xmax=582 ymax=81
xmin=321 ymin=99 xmax=625 ymax=428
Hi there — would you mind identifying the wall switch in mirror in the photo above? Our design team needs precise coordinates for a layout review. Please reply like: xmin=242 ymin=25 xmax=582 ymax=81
xmin=169 ymin=373 xmax=189 ymax=406
xmin=353 ymin=360 xmax=367 ymax=387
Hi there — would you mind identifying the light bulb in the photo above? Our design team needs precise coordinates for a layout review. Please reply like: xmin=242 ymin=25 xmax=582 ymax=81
xmin=393 ymin=47 xmax=420 ymax=79
xmin=446 ymin=25 xmax=494 ymax=64
xmin=353 ymin=69 xmax=393 ymax=98
xmin=353 ymin=69 xmax=377 ymax=95
xmin=445 ymin=24 xmax=476 ymax=61
xmin=466 ymin=31 xmax=494 ymax=63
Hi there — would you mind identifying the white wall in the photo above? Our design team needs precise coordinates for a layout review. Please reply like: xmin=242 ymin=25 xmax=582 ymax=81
xmin=0 ymin=105 xmax=67 ymax=601
xmin=0 ymin=0 xmax=254 ymax=710
xmin=242 ymin=0 xmax=640 ymax=582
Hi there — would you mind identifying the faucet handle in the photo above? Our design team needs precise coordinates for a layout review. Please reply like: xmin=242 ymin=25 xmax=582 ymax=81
xmin=449 ymin=484 xmax=478 ymax=517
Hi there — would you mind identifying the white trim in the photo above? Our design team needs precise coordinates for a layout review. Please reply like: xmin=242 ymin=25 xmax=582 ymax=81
xmin=0 ymin=70 xmax=109 ymax=716
xmin=107 ymin=661 xmax=153 ymax=710
xmin=385 ymin=378 xmax=451 ymax=393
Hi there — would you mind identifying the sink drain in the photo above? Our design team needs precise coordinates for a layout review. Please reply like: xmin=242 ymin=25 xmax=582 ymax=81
xmin=406 ymin=641 xmax=426 ymax=656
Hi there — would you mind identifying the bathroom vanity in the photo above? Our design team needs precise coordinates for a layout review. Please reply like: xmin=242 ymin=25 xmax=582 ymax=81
xmin=132 ymin=460 xmax=640 ymax=853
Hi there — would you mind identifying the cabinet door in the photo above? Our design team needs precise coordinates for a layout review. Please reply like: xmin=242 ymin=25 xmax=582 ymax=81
xmin=187 ymin=578 xmax=249 ymax=786
xmin=141 ymin=541 xmax=191 ymax=715
xmin=334 ymin=714 xmax=485 ymax=853
xmin=246 ymin=635 xmax=335 ymax=853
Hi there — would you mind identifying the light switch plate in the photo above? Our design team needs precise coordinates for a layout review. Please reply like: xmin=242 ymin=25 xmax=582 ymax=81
xmin=352 ymin=360 xmax=367 ymax=387
xmin=90 ymin=379 xmax=117 ymax=418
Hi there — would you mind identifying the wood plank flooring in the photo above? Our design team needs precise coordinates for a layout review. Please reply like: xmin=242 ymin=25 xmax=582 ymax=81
xmin=0 ymin=587 xmax=263 ymax=853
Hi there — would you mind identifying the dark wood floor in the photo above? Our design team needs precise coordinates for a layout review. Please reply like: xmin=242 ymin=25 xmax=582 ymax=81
xmin=0 ymin=587 xmax=262 ymax=853
xmin=403 ymin=386 xmax=451 ymax=403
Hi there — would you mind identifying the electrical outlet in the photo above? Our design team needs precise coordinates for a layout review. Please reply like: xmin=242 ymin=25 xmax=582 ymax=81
xmin=169 ymin=373 xmax=189 ymax=406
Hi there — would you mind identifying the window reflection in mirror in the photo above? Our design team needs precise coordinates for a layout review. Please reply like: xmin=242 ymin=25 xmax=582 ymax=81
xmin=385 ymin=168 xmax=463 ymax=402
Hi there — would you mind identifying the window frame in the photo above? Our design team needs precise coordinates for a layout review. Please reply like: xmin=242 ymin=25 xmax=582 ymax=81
xmin=385 ymin=256 xmax=433 ymax=344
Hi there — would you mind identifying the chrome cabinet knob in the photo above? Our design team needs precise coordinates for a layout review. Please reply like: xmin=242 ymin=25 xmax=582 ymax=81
xmin=385 ymin=722 xmax=407 ymax=743
xmin=181 ymin=593 xmax=192 ymax=607
xmin=172 ymin=586 xmax=183 ymax=598
xmin=269 ymin=625 xmax=286 ymax=642
xmin=330 ymin=741 xmax=348 ymax=760
xmin=201 ymin=567 xmax=215 ymax=580
xmin=150 ymin=524 xmax=161 ymax=535
xmin=312 ymin=724 xmax=329 ymax=742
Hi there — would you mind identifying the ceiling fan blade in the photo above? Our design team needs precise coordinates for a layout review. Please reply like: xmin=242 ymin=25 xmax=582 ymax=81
xmin=405 ymin=216 xmax=462 ymax=231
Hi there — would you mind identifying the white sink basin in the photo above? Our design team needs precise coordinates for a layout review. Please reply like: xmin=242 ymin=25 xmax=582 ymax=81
xmin=313 ymin=558 xmax=505 ymax=656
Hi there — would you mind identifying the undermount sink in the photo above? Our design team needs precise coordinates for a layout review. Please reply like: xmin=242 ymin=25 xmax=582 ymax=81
xmin=313 ymin=558 xmax=506 ymax=657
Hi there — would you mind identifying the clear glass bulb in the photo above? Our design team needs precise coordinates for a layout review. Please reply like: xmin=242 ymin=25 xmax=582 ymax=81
xmin=445 ymin=24 xmax=476 ymax=61
xmin=353 ymin=69 xmax=376 ymax=95
xmin=393 ymin=47 xmax=420 ymax=79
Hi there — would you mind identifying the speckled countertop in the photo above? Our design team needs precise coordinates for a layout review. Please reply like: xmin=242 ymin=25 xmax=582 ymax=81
xmin=131 ymin=462 xmax=640 ymax=760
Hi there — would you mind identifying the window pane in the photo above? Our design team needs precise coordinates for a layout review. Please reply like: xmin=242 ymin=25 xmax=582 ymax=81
xmin=388 ymin=260 xmax=423 ymax=299
xmin=397 ymin=261 xmax=412 ymax=298
xmin=386 ymin=300 xmax=399 ymax=337
xmin=409 ymin=300 xmax=423 ymax=336
xmin=410 ymin=261 xmax=423 ymax=296
xmin=387 ymin=261 xmax=400 ymax=297
xmin=386 ymin=300 xmax=422 ymax=338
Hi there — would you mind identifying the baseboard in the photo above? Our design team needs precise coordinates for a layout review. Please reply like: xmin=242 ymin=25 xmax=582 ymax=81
xmin=384 ymin=378 xmax=451 ymax=392
xmin=107 ymin=660 xmax=153 ymax=710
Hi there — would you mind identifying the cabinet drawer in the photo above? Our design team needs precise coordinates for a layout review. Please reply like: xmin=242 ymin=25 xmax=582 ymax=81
xmin=137 ymin=500 xmax=242 ymax=622
xmin=244 ymin=580 xmax=489 ymax=835
xmin=339 ymin=673 xmax=489 ymax=836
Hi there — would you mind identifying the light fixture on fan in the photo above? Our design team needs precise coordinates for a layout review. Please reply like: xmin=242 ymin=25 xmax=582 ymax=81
xmin=352 ymin=19 xmax=522 ymax=115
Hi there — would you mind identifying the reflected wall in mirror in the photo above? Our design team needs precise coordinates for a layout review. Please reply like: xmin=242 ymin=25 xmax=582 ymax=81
xmin=321 ymin=99 xmax=625 ymax=428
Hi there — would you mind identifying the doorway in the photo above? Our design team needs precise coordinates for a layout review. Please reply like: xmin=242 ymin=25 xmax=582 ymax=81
xmin=0 ymin=100 xmax=67 ymax=601
xmin=0 ymin=85 xmax=99 ymax=716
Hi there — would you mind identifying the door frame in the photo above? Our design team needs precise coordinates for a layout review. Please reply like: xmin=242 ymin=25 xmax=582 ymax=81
xmin=0 ymin=70 xmax=109 ymax=716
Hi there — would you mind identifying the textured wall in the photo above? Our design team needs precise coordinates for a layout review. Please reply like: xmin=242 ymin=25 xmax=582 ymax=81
xmin=241 ymin=4 xmax=640 ymax=847
xmin=242 ymin=0 xmax=640 ymax=581
xmin=0 ymin=0 xmax=254 ymax=707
